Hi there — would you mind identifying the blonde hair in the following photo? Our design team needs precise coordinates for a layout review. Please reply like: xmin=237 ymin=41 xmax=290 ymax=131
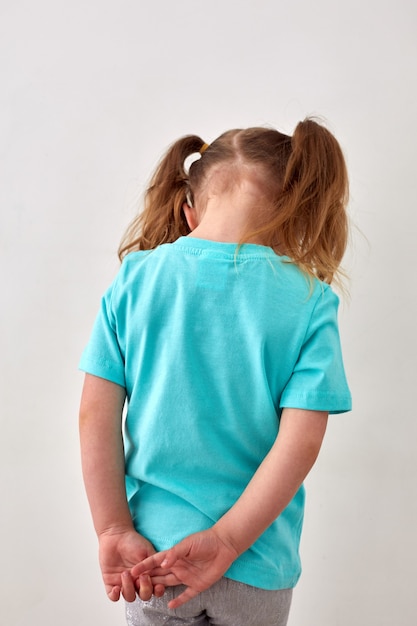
xmin=118 ymin=118 xmax=349 ymax=286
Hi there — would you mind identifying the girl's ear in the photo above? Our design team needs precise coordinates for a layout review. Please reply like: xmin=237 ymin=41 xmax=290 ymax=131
xmin=182 ymin=202 xmax=199 ymax=231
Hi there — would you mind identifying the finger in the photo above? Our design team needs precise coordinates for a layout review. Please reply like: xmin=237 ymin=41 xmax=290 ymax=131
xmin=153 ymin=583 xmax=165 ymax=598
xmin=159 ymin=546 xmax=182 ymax=569
xmin=168 ymin=586 xmax=200 ymax=609
xmin=147 ymin=565 xmax=175 ymax=576
xmin=137 ymin=574 xmax=153 ymax=601
xmin=151 ymin=573 xmax=182 ymax=586
xmin=106 ymin=585 xmax=121 ymax=602
xmin=121 ymin=571 xmax=137 ymax=603
xmin=131 ymin=551 xmax=168 ymax=577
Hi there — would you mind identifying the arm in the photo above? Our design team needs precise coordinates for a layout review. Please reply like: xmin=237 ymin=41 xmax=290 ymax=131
xmin=132 ymin=407 xmax=328 ymax=608
xmin=79 ymin=373 xmax=164 ymax=601
xmin=214 ymin=407 xmax=328 ymax=554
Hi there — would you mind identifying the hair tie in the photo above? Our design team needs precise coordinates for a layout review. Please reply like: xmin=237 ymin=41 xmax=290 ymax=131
xmin=200 ymin=143 xmax=210 ymax=154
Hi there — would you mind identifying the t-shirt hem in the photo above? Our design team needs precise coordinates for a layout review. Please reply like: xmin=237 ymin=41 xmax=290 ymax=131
xmin=224 ymin=559 xmax=301 ymax=591
xmin=280 ymin=392 xmax=352 ymax=414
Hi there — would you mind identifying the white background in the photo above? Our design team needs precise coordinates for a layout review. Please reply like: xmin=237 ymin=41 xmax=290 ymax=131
xmin=1 ymin=1 xmax=416 ymax=624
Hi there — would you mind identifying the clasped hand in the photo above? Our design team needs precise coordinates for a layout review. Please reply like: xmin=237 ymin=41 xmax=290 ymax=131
xmin=130 ymin=527 xmax=239 ymax=609
xmin=98 ymin=528 xmax=165 ymax=603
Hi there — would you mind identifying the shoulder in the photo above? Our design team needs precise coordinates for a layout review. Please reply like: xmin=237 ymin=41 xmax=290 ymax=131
xmin=110 ymin=246 xmax=173 ymax=302
xmin=312 ymin=281 xmax=340 ymax=311
xmin=275 ymin=258 xmax=338 ymax=306
xmin=121 ymin=249 xmax=153 ymax=269
xmin=116 ymin=249 xmax=156 ymax=282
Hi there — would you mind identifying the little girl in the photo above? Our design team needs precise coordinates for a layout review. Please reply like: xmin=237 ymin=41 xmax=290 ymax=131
xmin=79 ymin=118 xmax=351 ymax=626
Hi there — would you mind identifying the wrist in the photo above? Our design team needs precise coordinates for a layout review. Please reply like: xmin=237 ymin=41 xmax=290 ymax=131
xmin=211 ymin=522 xmax=242 ymax=560
xmin=97 ymin=521 xmax=135 ymax=539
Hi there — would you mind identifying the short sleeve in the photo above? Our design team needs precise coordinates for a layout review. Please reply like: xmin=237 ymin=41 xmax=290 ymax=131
xmin=79 ymin=280 xmax=126 ymax=388
xmin=280 ymin=286 xmax=351 ymax=414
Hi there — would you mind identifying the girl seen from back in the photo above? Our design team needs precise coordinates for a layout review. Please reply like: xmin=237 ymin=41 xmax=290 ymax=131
xmin=79 ymin=118 xmax=351 ymax=626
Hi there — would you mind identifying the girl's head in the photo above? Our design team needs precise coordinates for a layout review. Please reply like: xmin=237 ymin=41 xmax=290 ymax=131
xmin=119 ymin=118 xmax=349 ymax=285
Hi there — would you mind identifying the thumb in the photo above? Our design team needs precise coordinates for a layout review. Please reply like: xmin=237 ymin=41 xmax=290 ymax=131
xmin=106 ymin=584 xmax=121 ymax=602
xmin=160 ymin=538 xmax=191 ymax=568
xmin=160 ymin=546 xmax=180 ymax=569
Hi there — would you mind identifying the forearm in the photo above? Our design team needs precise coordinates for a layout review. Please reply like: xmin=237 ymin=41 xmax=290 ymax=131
xmin=79 ymin=374 xmax=133 ymax=536
xmin=214 ymin=408 xmax=328 ymax=555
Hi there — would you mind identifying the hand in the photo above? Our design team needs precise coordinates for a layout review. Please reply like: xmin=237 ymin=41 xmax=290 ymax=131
xmin=98 ymin=527 xmax=165 ymax=602
xmin=131 ymin=528 xmax=239 ymax=609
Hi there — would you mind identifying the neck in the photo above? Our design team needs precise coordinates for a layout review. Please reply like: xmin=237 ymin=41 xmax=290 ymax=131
xmin=189 ymin=186 xmax=267 ymax=244
xmin=188 ymin=221 xmax=245 ymax=244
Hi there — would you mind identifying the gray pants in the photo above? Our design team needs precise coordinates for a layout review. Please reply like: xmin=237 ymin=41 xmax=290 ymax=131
xmin=125 ymin=577 xmax=292 ymax=626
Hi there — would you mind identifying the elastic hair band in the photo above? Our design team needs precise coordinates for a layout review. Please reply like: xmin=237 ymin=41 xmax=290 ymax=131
xmin=200 ymin=143 xmax=210 ymax=154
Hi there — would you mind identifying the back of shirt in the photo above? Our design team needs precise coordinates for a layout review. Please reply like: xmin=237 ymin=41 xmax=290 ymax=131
xmin=80 ymin=236 xmax=351 ymax=590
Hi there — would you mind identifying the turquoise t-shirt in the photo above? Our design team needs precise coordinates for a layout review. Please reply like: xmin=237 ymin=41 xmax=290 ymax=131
xmin=79 ymin=236 xmax=351 ymax=590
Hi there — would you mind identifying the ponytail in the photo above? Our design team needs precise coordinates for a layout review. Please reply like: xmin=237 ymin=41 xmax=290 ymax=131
xmin=118 ymin=135 xmax=206 ymax=259
xmin=252 ymin=118 xmax=349 ymax=285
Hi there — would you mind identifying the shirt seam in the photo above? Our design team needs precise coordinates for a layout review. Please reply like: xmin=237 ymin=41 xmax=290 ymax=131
xmin=172 ymin=243 xmax=281 ymax=262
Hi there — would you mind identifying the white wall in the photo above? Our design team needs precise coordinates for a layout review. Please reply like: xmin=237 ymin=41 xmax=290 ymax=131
xmin=1 ymin=1 xmax=416 ymax=624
